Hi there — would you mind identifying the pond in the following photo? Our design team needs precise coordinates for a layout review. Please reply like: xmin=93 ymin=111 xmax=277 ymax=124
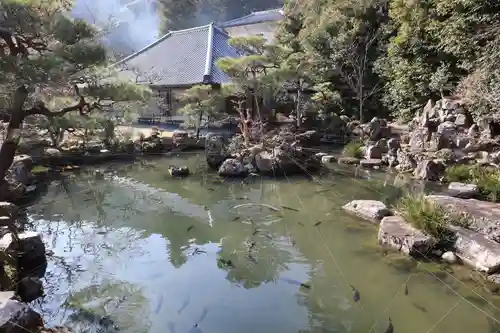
xmin=25 ymin=153 xmax=500 ymax=333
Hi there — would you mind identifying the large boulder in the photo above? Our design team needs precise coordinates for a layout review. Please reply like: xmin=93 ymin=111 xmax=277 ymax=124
xmin=342 ymin=200 xmax=391 ymax=223
xmin=218 ymin=158 xmax=249 ymax=177
xmin=363 ymin=117 xmax=391 ymax=141
xmin=449 ymin=225 xmax=500 ymax=273
xmin=446 ymin=182 xmax=479 ymax=199
xmin=426 ymin=195 xmax=500 ymax=242
xmin=413 ymin=159 xmax=445 ymax=181
xmin=205 ymin=133 xmax=229 ymax=170
xmin=0 ymin=202 xmax=19 ymax=219
xmin=378 ymin=216 xmax=436 ymax=257
xmin=0 ymin=292 xmax=43 ymax=333
xmin=254 ymin=144 xmax=320 ymax=176
xmin=0 ymin=231 xmax=46 ymax=269
xmin=8 ymin=155 xmax=33 ymax=185
xmin=409 ymin=127 xmax=429 ymax=151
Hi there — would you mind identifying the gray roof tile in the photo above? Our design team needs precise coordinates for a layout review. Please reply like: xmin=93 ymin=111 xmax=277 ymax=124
xmin=219 ymin=8 xmax=284 ymax=28
xmin=114 ymin=23 xmax=239 ymax=86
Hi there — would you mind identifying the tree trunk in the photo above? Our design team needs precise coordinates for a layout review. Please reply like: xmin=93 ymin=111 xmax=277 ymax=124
xmin=0 ymin=86 xmax=29 ymax=181
xmin=196 ymin=110 xmax=203 ymax=140
xmin=359 ymin=84 xmax=364 ymax=123
xmin=296 ymin=89 xmax=302 ymax=128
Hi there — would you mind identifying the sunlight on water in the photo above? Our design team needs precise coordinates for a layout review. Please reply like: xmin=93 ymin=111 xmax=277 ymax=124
xmin=25 ymin=155 xmax=500 ymax=333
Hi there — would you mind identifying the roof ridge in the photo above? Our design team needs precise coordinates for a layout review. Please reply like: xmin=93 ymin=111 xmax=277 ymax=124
xmin=203 ymin=22 xmax=215 ymax=82
xmin=218 ymin=7 xmax=284 ymax=28
xmin=112 ymin=23 xmax=213 ymax=67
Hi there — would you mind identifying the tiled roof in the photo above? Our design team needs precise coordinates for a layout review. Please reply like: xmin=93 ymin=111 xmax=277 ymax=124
xmin=219 ymin=8 xmax=284 ymax=28
xmin=113 ymin=23 xmax=239 ymax=87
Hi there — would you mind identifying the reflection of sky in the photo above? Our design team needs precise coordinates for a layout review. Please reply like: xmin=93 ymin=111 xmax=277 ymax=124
xmin=33 ymin=218 xmax=311 ymax=333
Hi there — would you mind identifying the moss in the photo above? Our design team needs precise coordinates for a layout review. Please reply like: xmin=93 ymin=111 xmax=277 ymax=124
xmin=341 ymin=140 xmax=364 ymax=159
xmin=32 ymin=165 xmax=50 ymax=174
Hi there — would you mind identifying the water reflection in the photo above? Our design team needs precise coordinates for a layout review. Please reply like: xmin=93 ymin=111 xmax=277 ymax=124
xmin=24 ymin=154 xmax=500 ymax=333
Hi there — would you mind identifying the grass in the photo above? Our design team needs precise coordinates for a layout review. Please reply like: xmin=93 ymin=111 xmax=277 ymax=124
xmin=396 ymin=194 xmax=472 ymax=241
xmin=444 ymin=165 xmax=500 ymax=202
xmin=342 ymin=140 xmax=364 ymax=159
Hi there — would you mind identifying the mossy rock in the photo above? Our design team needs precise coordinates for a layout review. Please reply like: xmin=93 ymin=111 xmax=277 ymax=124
xmin=31 ymin=165 xmax=50 ymax=174
xmin=383 ymin=253 xmax=418 ymax=273
xmin=338 ymin=157 xmax=360 ymax=165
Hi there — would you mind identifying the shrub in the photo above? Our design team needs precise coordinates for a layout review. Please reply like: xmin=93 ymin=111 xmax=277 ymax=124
xmin=476 ymin=170 xmax=500 ymax=202
xmin=342 ymin=140 xmax=363 ymax=159
xmin=444 ymin=165 xmax=475 ymax=183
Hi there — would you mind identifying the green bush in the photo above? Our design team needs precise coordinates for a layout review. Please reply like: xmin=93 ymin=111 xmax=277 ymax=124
xmin=444 ymin=165 xmax=474 ymax=183
xmin=342 ymin=140 xmax=363 ymax=159
xmin=476 ymin=170 xmax=500 ymax=202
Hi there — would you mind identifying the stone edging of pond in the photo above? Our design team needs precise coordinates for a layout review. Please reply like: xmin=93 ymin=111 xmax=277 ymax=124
xmin=342 ymin=194 xmax=500 ymax=293
xmin=0 ymin=201 xmax=49 ymax=332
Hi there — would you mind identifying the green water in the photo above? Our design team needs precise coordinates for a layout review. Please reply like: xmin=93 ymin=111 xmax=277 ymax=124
xmin=27 ymin=153 xmax=500 ymax=333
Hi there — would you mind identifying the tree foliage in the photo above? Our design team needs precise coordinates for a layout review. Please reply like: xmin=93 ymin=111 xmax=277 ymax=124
xmin=0 ymin=0 xmax=151 ymax=180
xmin=274 ymin=0 xmax=500 ymax=121
xmin=178 ymin=84 xmax=225 ymax=138
xmin=156 ymin=0 xmax=283 ymax=33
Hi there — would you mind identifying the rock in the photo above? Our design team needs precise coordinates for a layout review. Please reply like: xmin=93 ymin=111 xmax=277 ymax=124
xmin=446 ymin=182 xmax=478 ymax=199
xmin=426 ymin=195 xmax=500 ymax=242
xmin=364 ymin=117 xmax=390 ymax=141
xmin=168 ymin=166 xmax=190 ymax=177
xmin=467 ymin=124 xmax=480 ymax=138
xmin=253 ymin=144 xmax=320 ymax=175
xmin=441 ymin=251 xmax=458 ymax=264
xmin=218 ymin=158 xmax=249 ymax=177
xmin=378 ymin=216 xmax=436 ymax=257
xmin=17 ymin=277 xmax=44 ymax=303
xmin=342 ymin=200 xmax=391 ymax=223
xmin=43 ymin=148 xmax=61 ymax=158
xmin=0 ymin=231 xmax=46 ymax=268
xmin=448 ymin=225 xmax=500 ymax=273
xmin=0 ymin=180 xmax=26 ymax=203
xmin=396 ymin=149 xmax=417 ymax=171
xmin=315 ymin=152 xmax=327 ymax=158
xmin=338 ymin=157 xmax=360 ymax=165
xmin=0 ymin=202 xmax=18 ymax=218
xmin=360 ymin=159 xmax=383 ymax=168
xmin=205 ymin=134 xmax=229 ymax=170
xmin=8 ymin=155 xmax=33 ymax=185
xmin=413 ymin=159 xmax=445 ymax=181
xmin=321 ymin=155 xmax=337 ymax=164
xmin=365 ymin=144 xmax=382 ymax=159
xmin=463 ymin=139 xmax=500 ymax=153
xmin=409 ymin=127 xmax=429 ymax=151
xmin=387 ymin=138 xmax=400 ymax=152
xmin=255 ymin=151 xmax=274 ymax=173
xmin=0 ymin=295 xmax=43 ymax=333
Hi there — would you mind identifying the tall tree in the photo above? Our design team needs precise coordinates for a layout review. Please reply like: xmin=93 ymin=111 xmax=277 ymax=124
xmin=0 ymin=0 xmax=150 ymax=183
xmin=276 ymin=0 xmax=388 ymax=122
xmin=377 ymin=0 xmax=500 ymax=120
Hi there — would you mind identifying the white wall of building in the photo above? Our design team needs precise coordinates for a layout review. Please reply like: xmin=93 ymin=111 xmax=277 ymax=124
xmin=224 ymin=21 xmax=280 ymax=43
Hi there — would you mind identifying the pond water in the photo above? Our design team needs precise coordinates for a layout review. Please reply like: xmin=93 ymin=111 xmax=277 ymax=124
xmin=25 ymin=153 xmax=500 ymax=333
